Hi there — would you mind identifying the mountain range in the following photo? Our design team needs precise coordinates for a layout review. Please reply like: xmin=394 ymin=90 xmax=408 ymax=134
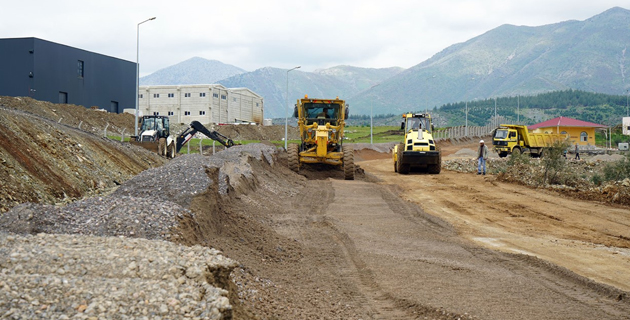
xmin=140 ymin=57 xmax=246 ymax=85
xmin=140 ymin=7 xmax=630 ymax=121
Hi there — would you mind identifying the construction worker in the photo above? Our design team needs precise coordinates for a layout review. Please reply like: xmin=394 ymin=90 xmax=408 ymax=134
xmin=477 ymin=140 xmax=488 ymax=175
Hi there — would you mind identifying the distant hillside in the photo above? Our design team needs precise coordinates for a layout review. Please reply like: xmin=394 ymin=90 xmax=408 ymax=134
xmin=349 ymin=7 xmax=630 ymax=116
xmin=218 ymin=66 xmax=403 ymax=118
xmin=433 ymin=89 xmax=630 ymax=128
xmin=140 ymin=57 xmax=246 ymax=85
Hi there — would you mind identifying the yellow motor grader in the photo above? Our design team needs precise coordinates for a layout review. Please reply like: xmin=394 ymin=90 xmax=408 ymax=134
xmin=287 ymin=95 xmax=354 ymax=180
xmin=392 ymin=113 xmax=441 ymax=174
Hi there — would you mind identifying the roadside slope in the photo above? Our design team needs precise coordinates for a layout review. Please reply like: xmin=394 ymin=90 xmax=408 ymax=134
xmin=0 ymin=105 xmax=166 ymax=212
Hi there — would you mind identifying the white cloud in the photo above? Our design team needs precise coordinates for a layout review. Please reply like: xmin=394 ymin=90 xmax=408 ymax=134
xmin=1 ymin=0 xmax=627 ymax=75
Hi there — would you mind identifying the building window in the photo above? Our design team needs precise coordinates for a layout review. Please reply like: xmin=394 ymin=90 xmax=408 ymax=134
xmin=184 ymin=93 xmax=191 ymax=97
xmin=256 ymin=103 xmax=259 ymax=107
xmin=221 ymin=95 xmax=226 ymax=100
xmin=200 ymin=93 xmax=206 ymax=97
xmin=59 ymin=92 xmax=68 ymax=104
xmin=139 ymin=94 xmax=143 ymax=99
xmin=199 ymin=111 xmax=206 ymax=115
xmin=184 ymin=111 xmax=191 ymax=116
xmin=233 ymin=98 xmax=237 ymax=102
xmin=213 ymin=93 xmax=219 ymax=98
xmin=153 ymin=94 xmax=160 ymax=98
xmin=153 ymin=112 xmax=160 ymax=115
xmin=168 ymin=93 xmax=174 ymax=98
xmin=168 ymin=111 xmax=174 ymax=116
xmin=77 ymin=60 xmax=84 ymax=78
xmin=580 ymin=131 xmax=588 ymax=142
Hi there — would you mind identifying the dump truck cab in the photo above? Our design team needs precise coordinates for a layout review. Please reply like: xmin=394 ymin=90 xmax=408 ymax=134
xmin=392 ymin=113 xmax=441 ymax=174
xmin=492 ymin=127 xmax=520 ymax=157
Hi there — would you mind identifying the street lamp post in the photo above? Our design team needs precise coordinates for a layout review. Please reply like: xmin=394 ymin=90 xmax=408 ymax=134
xmin=465 ymin=100 xmax=468 ymax=136
xmin=494 ymin=97 xmax=497 ymax=128
xmin=516 ymin=94 xmax=521 ymax=124
xmin=626 ymin=89 xmax=629 ymax=117
xmin=135 ymin=17 xmax=156 ymax=137
xmin=465 ymin=78 xmax=474 ymax=136
xmin=370 ymin=83 xmax=380 ymax=145
xmin=285 ymin=66 xmax=301 ymax=150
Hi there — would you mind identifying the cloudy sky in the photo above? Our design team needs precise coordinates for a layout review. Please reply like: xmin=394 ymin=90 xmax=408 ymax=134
xmin=1 ymin=1 xmax=627 ymax=76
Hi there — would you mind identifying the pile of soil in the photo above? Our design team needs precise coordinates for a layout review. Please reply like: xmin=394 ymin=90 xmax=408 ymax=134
xmin=0 ymin=96 xmax=135 ymax=136
xmin=0 ymin=101 xmax=166 ymax=213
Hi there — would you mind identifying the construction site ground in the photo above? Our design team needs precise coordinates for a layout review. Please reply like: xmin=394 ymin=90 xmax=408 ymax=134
xmin=1 ymin=97 xmax=630 ymax=319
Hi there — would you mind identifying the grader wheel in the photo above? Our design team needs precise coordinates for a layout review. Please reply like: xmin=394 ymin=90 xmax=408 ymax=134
xmin=287 ymin=144 xmax=299 ymax=173
xmin=343 ymin=146 xmax=355 ymax=180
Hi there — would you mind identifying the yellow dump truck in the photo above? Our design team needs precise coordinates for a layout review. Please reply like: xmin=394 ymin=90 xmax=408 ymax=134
xmin=493 ymin=124 xmax=567 ymax=158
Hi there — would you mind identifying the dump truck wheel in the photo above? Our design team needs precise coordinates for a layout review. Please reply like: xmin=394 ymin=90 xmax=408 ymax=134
xmin=287 ymin=144 xmax=299 ymax=173
xmin=394 ymin=160 xmax=398 ymax=172
xmin=499 ymin=152 xmax=508 ymax=158
xmin=343 ymin=146 xmax=355 ymax=180
xmin=396 ymin=143 xmax=410 ymax=174
xmin=158 ymin=138 xmax=166 ymax=156
xmin=511 ymin=147 xmax=521 ymax=156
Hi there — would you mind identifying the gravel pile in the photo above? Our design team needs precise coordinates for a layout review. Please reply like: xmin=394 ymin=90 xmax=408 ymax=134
xmin=0 ymin=196 xmax=189 ymax=240
xmin=0 ymin=143 xmax=279 ymax=240
xmin=0 ymin=143 xmax=281 ymax=319
xmin=114 ymin=143 xmax=277 ymax=205
xmin=0 ymin=232 xmax=237 ymax=320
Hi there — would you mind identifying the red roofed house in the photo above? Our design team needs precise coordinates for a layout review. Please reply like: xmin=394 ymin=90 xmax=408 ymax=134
xmin=528 ymin=116 xmax=607 ymax=146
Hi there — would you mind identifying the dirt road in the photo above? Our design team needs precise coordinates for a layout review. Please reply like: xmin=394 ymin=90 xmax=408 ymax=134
xmin=358 ymin=149 xmax=630 ymax=295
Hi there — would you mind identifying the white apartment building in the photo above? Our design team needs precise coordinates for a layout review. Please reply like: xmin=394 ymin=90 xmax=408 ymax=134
xmin=131 ymin=84 xmax=264 ymax=124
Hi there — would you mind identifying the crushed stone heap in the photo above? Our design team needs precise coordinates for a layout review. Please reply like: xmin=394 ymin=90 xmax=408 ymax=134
xmin=0 ymin=232 xmax=237 ymax=320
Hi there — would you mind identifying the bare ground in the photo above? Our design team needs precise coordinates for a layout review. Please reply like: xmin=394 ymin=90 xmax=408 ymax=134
xmin=2 ymin=97 xmax=630 ymax=319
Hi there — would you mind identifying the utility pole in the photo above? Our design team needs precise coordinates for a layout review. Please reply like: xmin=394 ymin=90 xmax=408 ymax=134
xmin=516 ymin=94 xmax=521 ymax=124
xmin=285 ymin=66 xmax=301 ymax=150
xmin=494 ymin=97 xmax=497 ymax=128
xmin=370 ymin=83 xmax=380 ymax=145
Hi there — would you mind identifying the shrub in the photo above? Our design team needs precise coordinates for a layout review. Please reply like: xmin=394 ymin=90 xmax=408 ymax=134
xmin=507 ymin=150 xmax=530 ymax=166
xmin=540 ymin=140 xmax=571 ymax=185
xmin=603 ymin=153 xmax=630 ymax=182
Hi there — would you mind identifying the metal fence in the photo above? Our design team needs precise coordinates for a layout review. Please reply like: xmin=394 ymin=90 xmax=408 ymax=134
xmin=433 ymin=125 xmax=494 ymax=140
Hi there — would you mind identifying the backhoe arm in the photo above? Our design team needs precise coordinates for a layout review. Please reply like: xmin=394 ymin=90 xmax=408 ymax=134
xmin=176 ymin=121 xmax=235 ymax=152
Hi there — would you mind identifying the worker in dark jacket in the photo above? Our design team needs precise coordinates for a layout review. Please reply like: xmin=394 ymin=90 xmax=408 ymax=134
xmin=477 ymin=140 xmax=489 ymax=175
xmin=575 ymin=143 xmax=580 ymax=160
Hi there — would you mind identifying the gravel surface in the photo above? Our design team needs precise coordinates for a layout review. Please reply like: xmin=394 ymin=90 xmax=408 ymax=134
xmin=0 ymin=143 xmax=280 ymax=319
xmin=0 ymin=232 xmax=237 ymax=320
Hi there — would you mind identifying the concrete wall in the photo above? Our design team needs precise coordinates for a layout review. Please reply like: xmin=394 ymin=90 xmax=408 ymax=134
xmin=136 ymin=85 xmax=263 ymax=125
xmin=0 ymin=37 xmax=135 ymax=113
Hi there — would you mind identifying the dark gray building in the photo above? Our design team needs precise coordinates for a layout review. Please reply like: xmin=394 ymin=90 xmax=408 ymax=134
xmin=0 ymin=37 xmax=135 ymax=113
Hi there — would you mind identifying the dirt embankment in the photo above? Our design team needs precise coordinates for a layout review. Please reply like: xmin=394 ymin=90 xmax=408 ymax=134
xmin=0 ymin=98 xmax=166 ymax=212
